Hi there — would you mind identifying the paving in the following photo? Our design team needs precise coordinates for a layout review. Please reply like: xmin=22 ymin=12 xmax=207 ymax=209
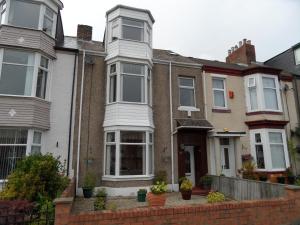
xmin=72 ymin=192 xmax=208 ymax=213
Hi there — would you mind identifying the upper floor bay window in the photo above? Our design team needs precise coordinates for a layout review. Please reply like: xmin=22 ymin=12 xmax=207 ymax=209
xmin=245 ymin=74 xmax=281 ymax=112
xmin=0 ymin=48 xmax=51 ymax=99
xmin=294 ymin=47 xmax=300 ymax=65
xmin=107 ymin=62 xmax=152 ymax=104
xmin=0 ymin=128 xmax=43 ymax=180
xmin=179 ymin=77 xmax=195 ymax=107
xmin=250 ymin=129 xmax=289 ymax=171
xmin=122 ymin=18 xmax=144 ymax=42
xmin=1 ymin=0 xmax=57 ymax=37
xmin=104 ymin=130 xmax=154 ymax=178
xmin=212 ymin=77 xmax=226 ymax=108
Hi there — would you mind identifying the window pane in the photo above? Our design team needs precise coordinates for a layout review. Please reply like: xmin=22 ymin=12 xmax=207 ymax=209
xmin=249 ymin=87 xmax=258 ymax=110
xmin=40 ymin=57 xmax=49 ymax=69
xmin=180 ymin=88 xmax=195 ymax=106
xmin=122 ymin=75 xmax=144 ymax=102
xmin=110 ymin=64 xmax=116 ymax=74
xmin=213 ymin=78 xmax=224 ymax=89
xmin=120 ymin=145 xmax=146 ymax=175
xmin=3 ymin=49 xmax=34 ymax=65
xmin=122 ymin=63 xmax=144 ymax=75
xmin=264 ymin=89 xmax=278 ymax=110
xmin=33 ymin=131 xmax=41 ymax=144
xmin=269 ymin=132 xmax=283 ymax=143
xmin=185 ymin=151 xmax=191 ymax=174
xmin=36 ymin=69 xmax=47 ymax=98
xmin=107 ymin=132 xmax=115 ymax=142
xmin=123 ymin=18 xmax=143 ymax=27
xmin=295 ymin=48 xmax=300 ymax=65
xmin=109 ymin=75 xmax=116 ymax=102
xmin=255 ymin=145 xmax=265 ymax=169
xmin=0 ymin=129 xmax=27 ymax=144
xmin=179 ymin=78 xmax=193 ymax=87
xmin=0 ymin=64 xmax=34 ymax=95
xmin=255 ymin=133 xmax=261 ymax=143
xmin=223 ymin=148 xmax=230 ymax=169
xmin=262 ymin=77 xmax=276 ymax=88
xmin=43 ymin=16 xmax=53 ymax=35
xmin=31 ymin=146 xmax=41 ymax=154
xmin=121 ymin=131 xmax=145 ymax=143
xmin=214 ymin=90 xmax=225 ymax=107
xmin=220 ymin=138 xmax=229 ymax=145
xmin=270 ymin=144 xmax=286 ymax=169
xmin=149 ymin=144 xmax=153 ymax=174
xmin=122 ymin=25 xmax=143 ymax=41
xmin=149 ymin=133 xmax=153 ymax=143
xmin=45 ymin=7 xmax=54 ymax=18
xmin=105 ymin=145 xmax=115 ymax=175
xmin=9 ymin=0 xmax=40 ymax=29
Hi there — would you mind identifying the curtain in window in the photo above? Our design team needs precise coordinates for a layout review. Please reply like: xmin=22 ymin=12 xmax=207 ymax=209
xmin=269 ymin=132 xmax=285 ymax=169
xmin=263 ymin=78 xmax=278 ymax=110
xmin=249 ymin=87 xmax=258 ymax=110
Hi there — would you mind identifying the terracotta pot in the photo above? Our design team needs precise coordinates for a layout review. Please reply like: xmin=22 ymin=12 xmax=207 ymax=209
xmin=147 ymin=192 xmax=166 ymax=207
xmin=180 ymin=190 xmax=192 ymax=200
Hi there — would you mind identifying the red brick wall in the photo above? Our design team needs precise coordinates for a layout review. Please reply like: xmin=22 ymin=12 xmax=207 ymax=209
xmin=55 ymin=186 xmax=300 ymax=225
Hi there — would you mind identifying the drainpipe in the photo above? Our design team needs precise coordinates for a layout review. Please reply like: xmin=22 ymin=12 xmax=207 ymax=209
xmin=76 ymin=50 xmax=86 ymax=192
xmin=169 ymin=61 xmax=175 ymax=191
xmin=202 ymin=70 xmax=208 ymax=120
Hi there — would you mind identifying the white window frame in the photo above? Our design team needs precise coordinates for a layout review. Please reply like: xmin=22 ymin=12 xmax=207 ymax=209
xmin=108 ymin=63 xmax=117 ymax=103
xmin=110 ymin=18 xmax=119 ymax=42
xmin=295 ymin=47 xmax=300 ymax=65
xmin=250 ymin=129 xmax=290 ymax=172
xmin=245 ymin=74 xmax=282 ymax=113
xmin=212 ymin=76 xmax=227 ymax=109
xmin=121 ymin=17 xmax=145 ymax=42
xmin=178 ymin=77 xmax=196 ymax=107
xmin=0 ymin=0 xmax=7 ymax=24
xmin=36 ymin=55 xmax=49 ymax=99
xmin=0 ymin=48 xmax=51 ymax=100
xmin=103 ymin=129 xmax=154 ymax=180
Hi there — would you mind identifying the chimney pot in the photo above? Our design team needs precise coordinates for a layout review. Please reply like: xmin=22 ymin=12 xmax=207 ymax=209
xmin=77 ymin=24 xmax=93 ymax=41
xmin=235 ymin=45 xmax=238 ymax=50
xmin=231 ymin=47 xmax=234 ymax=52
xmin=243 ymin=38 xmax=247 ymax=44
xmin=239 ymin=41 xmax=242 ymax=47
xmin=246 ymin=40 xmax=251 ymax=45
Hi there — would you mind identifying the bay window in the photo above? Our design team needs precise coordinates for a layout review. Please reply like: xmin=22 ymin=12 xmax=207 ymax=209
xmin=179 ymin=77 xmax=195 ymax=107
xmin=245 ymin=74 xmax=281 ymax=112
xmin=104 ymin=130 xmax=154 ymax=178
xmin=250 ymin=129 xmax=289 ymax=171
xmin=122 ymin=18 xmax=144 ymax=41
xmin=212 ymin=77 xmax=226 ymax=108
xmin=0 ymin=128 xmax=42 ymax=180
xmin=0 ymin=49 xmax=50 ymax=99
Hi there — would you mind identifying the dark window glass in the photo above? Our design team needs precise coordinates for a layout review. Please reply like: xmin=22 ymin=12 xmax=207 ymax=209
xmin=255 ymin=145 xmax=265 ymax=169
xmin=120 ymin=145 xmax=145 ymax=175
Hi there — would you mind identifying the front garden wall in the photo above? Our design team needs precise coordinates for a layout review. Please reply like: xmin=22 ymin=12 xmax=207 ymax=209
xmin=55 ymin=183 xmax=300 ymax=225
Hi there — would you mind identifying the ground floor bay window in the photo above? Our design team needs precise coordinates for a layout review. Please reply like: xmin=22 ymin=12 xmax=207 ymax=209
xmin=104 ymin=130 xmax=154 ymax=179
xmin=250 ymin=129 xmax=290 ymax=171
xmin=0 ymin=128 xmax=43 ymax=180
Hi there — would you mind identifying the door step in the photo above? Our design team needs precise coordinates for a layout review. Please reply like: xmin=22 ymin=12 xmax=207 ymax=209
xmin=192 ymin=187 xmax=210 ymax=196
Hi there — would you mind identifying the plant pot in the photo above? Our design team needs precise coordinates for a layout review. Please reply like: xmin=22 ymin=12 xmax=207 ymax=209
xmin=82 ymin=187 xmax=93 ymax=198
xmin=180 ymin=190 xmax=192 ymax=200
xmin=277 ymin=176 xmax=286 ymax=184
xmin=147 ymin=192 xmax=166 ymax=207
xmin=287 ymin=176 xmax=295 ymax=185
xmin=137 ymin=192 xmax=147 ymax=202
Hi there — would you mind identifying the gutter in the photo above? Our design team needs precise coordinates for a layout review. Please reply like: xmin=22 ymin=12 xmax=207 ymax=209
xmin=153 ymin=59 xmax=202 ymax=68
xmin=169 ymin=61 xmax=175 ymax=191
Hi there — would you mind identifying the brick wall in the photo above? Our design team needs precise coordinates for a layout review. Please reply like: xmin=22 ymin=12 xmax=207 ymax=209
xmin=55 ymin=186 xmax=300 ymax=225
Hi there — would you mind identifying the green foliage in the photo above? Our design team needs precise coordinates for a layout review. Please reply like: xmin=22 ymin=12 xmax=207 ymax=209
xmin=199 ymin=175 xmax=213 ymax=186
xmin=295 ymin=179 xmax=300 ymax=186
xmin=95 ymin=188 xmax=107 ymax=198
xmin=150 ymin=181 xmax=167 ymax=194
xmin=83 ymin=172 xmax=96 ymax=189
xmin=153 ymin=170 xmax=167 ymax=184
xmin=94 ymin=197 xmax=105 ymax=211
xmin=137 ymin=189 xmax=147 ymax=194
xmin=106 ymin=202 xmax=117 ymax=211
xmin=207 ymin=191 xmax=225 ymax=203
xmin=241 ymin=160 xmax=257 ymax=180
xmin=180 ymin=179 xmax=193 ymax=191
xmin=0 ymin=154 xmax=69 ymax=202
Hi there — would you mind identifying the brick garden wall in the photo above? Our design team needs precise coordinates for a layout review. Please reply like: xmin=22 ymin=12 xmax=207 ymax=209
xmin=55 ymin=183 xmax=300 ymax=225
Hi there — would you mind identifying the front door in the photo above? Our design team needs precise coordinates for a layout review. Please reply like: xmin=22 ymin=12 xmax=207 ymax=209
xmin=220 ymin=138 xmax=235 ymax=177
xmin=184 ymin=146 xmax=195 ymax=186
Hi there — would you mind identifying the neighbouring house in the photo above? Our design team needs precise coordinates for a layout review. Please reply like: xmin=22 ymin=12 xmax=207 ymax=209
xmin=0 ymin=0 xmax=77 ymax=184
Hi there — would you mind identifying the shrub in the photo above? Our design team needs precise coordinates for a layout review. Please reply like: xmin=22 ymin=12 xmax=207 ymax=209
xmin=0 ymin=154 xmax=69 ymax=202
xmin=95 ymin=188 xmax=107 ymax=198
xmin=295 ymin=179 xmax=300 ymax=186
xmin=153 ymin=170 xmax=167 ymax=184
xmin=180 ymin=179 xmax=192 ymax=191
xmin=94 ymin=197 xmax=105 ymax=211
xmin=150 ymin=181 xmax=167 ymax=194
xmin=207 ymin=191 xmax=225 ymax=203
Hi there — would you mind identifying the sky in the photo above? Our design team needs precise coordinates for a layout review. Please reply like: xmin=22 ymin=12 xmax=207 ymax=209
xmin=60 ymin=0 xmax=300 ymax=62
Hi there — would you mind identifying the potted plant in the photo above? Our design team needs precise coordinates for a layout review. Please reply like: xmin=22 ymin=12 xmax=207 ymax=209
xmin=147 ymin=181 xmax=167 ymax=207
xmin=137 ymin=189 xmax=147 ymax=202
xmin=82 ymin=172 xmax=96 ymax=198
xmin=241 ymin=160 xmax=257 ymax=180
xmin=199 ymin=175 xmax=213 ymax=190
xmin=178 ymin=176 xmax=188 ymax=188
xmin=277 ymin=175 xmax=286 ymax=184
xmin=180 ymin=178 xmax=193 ymax=200
xmin=286 ymin=167 xmax=295 ymax=184
xmin=258 ymin=173 xmax=268 ymax=182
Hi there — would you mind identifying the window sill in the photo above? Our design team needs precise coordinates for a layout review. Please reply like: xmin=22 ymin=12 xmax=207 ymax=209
xmin=0 ymin=94 xmax=49 ymax=102
xmin=102 ymin=175 xmax=154 ymax=181
xmin=212 ymin=108 xmax=231 ymax=113
xmin=178 ymin=106 xmax=200 ymax=112
xmin=246 ymin=111 xmax=283 ymax=116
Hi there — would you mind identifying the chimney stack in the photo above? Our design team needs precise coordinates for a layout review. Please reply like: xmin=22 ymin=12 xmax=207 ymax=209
xmin=77 ymin=24 xmax=93 ymax=41
xmin=226 ymin=39 xmax=256 ymax=65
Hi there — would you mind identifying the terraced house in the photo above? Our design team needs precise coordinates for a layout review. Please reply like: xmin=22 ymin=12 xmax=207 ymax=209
xmin=0 ymin=2 xmax=299 ymax=196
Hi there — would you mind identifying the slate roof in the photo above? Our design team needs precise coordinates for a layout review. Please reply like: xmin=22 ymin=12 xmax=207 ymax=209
xmin=55 ymin=36 xmax=105 ymax=52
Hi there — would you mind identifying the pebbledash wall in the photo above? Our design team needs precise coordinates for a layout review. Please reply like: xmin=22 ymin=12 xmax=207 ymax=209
xmin=54 ymin=180 xmax=300 ymax=225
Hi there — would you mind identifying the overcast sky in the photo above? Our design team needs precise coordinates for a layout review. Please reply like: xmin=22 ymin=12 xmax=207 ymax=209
xmin=61 ymin=0 xmax=300 ymax=62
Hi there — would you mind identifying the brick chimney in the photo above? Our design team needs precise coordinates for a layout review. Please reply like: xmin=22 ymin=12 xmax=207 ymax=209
xmin=226 ymin=39 xmax=256 ymax=64
xmin=77 ymin=25 xmax=93 ymax=41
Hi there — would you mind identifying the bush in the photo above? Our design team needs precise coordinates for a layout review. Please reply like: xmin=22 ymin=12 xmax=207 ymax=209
xmin=0 ymin=154 xmax=69 ymax=202
xmin=94 ymin=197 xmax=105 ymax=211
xmin=180 ymin=179 xmax=193 ymax=191
xmin=150 ymin=181 xmax=167 ymax=194
xmin=295 ymin=179 xmax=300 ymax=186
xmin=207 ymin=191 xmax=225 ymax=203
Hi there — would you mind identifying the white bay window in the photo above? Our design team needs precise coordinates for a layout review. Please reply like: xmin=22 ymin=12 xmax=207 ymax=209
xmin=0 ymin=49 xmax=50 ymax=99
xmin=245 ymin=74 xmax=282 ymax=112
xmin=104 ymin=130 xmax=154 ymax=179
xmin=122 ymin=18 xmax=144 ymax=42
xmin=250 ymin=129 xmax=289 ymax=171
